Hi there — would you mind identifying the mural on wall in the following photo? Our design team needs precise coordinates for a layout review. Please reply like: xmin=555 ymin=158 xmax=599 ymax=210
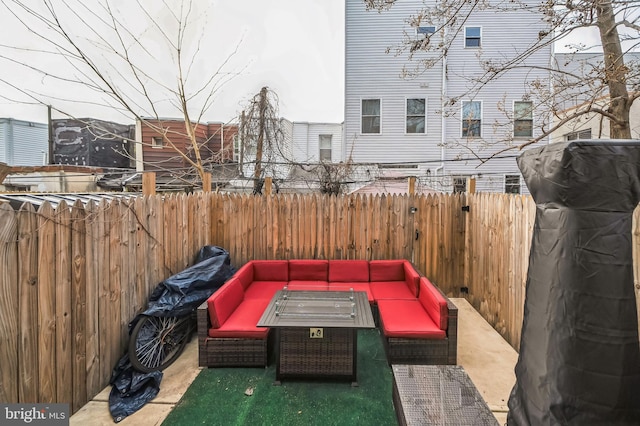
xmin=53 ymin=118 xmax=133 ymax=168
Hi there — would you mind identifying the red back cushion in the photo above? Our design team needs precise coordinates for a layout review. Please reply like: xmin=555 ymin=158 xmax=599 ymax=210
xmin=418 ymin=277 xmax=448 ymax=330
xmin=207 ymin=278 xmax=244 ymax=328
xmin=369 ymin=260 xmax=405 ymax=281
xmin=403 ymin=261 xmax=420 ymax=297
xmin=289 ymin=259 xmax=329 ymax=281
xmin=234 ymin=262 xmax=254 ymax=290
xmin=253 ymin=260 xmax=289 ymax=281
xmin=329 ymin=260 xmax=369 ymax=282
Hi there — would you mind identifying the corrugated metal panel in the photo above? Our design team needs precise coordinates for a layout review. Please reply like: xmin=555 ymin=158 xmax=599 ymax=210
xmin=0 ymin=192 xmax=140 ymax=210
xmin=0 ymin=118 xmax=48 ymax=166
xmin=0 ymin=119 xmax=6 ymax=163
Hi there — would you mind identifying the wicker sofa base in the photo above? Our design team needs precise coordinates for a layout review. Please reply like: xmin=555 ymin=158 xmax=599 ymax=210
xmin=199 ymin=336 xmax=269 ymax=367
xmin=383 ymin=337 xmax=454 ymax=365
xmin=276 ymin=328 xmax=357 ymax=381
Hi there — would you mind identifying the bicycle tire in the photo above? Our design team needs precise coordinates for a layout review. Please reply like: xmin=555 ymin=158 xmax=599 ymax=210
xmin=128 ymin=315 xmax=191 ymax=373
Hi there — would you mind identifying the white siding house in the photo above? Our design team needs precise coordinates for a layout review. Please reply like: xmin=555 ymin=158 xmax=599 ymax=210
xmin=551 ymin=52 xmax=640 ymax=143
xmin=292 ymin=122 xmax=343 ymax=163
xmin=344 ymin=0 xmax=553 ymax=194
xmin=0 ymin=118 xmax=49 ymax=166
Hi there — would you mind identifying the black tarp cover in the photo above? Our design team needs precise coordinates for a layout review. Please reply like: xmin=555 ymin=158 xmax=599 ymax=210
xmin=109 ymin=245 xmax=235 ymax=422
xmin=508 ymin=141 xmax=640 ymax=425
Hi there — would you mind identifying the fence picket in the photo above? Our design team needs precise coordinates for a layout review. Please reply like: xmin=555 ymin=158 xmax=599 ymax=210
xmin=17 ymin=203 xmax=38 ymax=403
xmin=0 ymin=204 xmax=18 ymax=403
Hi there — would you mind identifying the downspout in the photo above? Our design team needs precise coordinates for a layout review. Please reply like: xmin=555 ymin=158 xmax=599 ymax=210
xmin=435 ymin=30 xmax=447 ymax=185
xmin=220 ymin=123 xmax=225 ymax=161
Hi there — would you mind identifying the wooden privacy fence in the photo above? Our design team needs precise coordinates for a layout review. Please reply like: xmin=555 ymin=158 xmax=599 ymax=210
xmin=1 ymin=191 xmax=639 ymax=413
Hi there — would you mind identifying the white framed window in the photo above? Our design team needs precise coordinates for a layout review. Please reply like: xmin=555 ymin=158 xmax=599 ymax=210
xmin=452 ymin=176 xmax=467 ymax=193
xmin=505 ymin=175 xmax=521 ymax=194
xmin=361 ymin=99 xmax=381 ymax=134
xmin=233 ymin=134 xmax=240 ymax=161
xmin=565 ymin=129 xmax=591 ymax=141
xmin=406 ymin=98 xmax=426 ymax=134
xmin=152 ymin=136 xmax=163 ymax=148
xmin=465 ymin=27 xmax=481 ymax=48
xmin=417 ymin=26 xmax=436 ymax=36
xmin=462 ymin=101 xmax=482 ymax=137
xmin=514 ymin=101 xmax=533 ymax=138
xmin=319 ymin=134 xmax=332 ymax=161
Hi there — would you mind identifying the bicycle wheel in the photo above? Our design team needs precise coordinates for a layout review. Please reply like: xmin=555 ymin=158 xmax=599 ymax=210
xmin=128 ymin=315 xmax=191 ymax=373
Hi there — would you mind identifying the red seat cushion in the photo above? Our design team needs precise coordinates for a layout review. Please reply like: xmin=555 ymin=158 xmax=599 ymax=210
xmin=244 ymin=281 xmax=287 ymax=300
xmin=419 ymin=277 xmax=448 ymax=330
xmin=208 ymin=299 xmax=270 ymax=338
xmin=253 ymin=260 xmax=289 ymax=281
xmin=370 ymin=281 xmax=415 ymax=300
xmin=329 ymin=260 xmax=369 ymax=282
xmin=286 ymin=280 xmax=329 ymax=291
xmin=377 ymin=299 xmax=446 ymax=339
xmin=207 ymin=278 xmax=244 ymax=328
xmin=328 ymin=282 xmax=374 ymax=302
xmin=289 ymin=259 xmax=329 ymax=281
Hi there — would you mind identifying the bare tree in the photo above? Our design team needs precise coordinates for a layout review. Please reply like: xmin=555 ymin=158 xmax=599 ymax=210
xmin=237 ymin=86 xmax=286 ymax=194
xmin=365 ymin=0 xmax=640 ymax=147
xmin=0 ymin=0 xmax=242 ymax=185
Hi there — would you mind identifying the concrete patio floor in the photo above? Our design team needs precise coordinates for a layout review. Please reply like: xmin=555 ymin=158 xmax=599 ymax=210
xmin=70 ymin=298 xmax=517 ymax=425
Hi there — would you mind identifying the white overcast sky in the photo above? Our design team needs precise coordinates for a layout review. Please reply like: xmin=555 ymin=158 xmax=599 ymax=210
xmin=0 ymin=0 xmax=346 ymax=125
xmin=0 ymin=0 xmax=605 ymax=126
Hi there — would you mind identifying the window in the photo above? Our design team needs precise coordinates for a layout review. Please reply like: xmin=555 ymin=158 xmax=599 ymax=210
xmin=233 ymin=134 xmax=240 ymax=162
xmin=462 ymin=101 xmax=481 ymax=137
xmin=319 ymin=135 xmax=332 ymax=161
xmin=453 ymin=177 xmax=467 ymax=193
xmin=417 ymin=26 xmax=436 ymax=36
xmin=406 ymin=98 xmax=426 ymax=133
xmin=152 ymin=136 xmax=163 ymax=148
xmin=514 ymin=101 xmax=533 ymax=138
xmin=505 ymin=175 xmax=521 ymax=194
xmin=465 ymin=27 xmax=481 ymax=48
xmin=565 ymin=129 xmax=592 ymax=141
xmin=361 ymin=99 xmax=381 ymax=134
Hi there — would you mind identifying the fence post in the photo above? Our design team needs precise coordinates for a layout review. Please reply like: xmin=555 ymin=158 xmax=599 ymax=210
xmin=202 ymin=173 xmax=212 ymax=193
xmin=264 ymin=177 xmax=273 ymax=196
xmin=408 ymin=176 xmax=416 ymax=196
xmin=467 ymin=177 xmax=476 ymax=194
xmin=142 ymin=172 xmax=156 ymax=196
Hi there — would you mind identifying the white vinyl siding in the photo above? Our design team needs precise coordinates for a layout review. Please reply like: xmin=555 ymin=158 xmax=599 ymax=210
xmin=345 ymin=0 xmax=550 ymax=192
xmin=292 ymin=122 xmax=342 ymax=163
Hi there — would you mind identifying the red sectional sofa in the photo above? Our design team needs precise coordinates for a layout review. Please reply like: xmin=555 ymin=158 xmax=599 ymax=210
xmin=197 ymin=259 xmax=457 ymax=367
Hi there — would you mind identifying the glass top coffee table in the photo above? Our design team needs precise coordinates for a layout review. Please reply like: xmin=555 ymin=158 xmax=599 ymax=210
xmin=258 ymin=289 xmax=375 ymax=385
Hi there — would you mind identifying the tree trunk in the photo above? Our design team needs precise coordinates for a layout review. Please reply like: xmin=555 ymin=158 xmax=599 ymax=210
xmin=253 ymin=87 xmax=267 ymax=193
xmin=596 ymin=0 xmax=632 ymax=139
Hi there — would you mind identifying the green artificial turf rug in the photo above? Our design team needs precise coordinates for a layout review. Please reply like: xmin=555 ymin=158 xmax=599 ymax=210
xmin=162 ymin=328 xmax=396 ymax=426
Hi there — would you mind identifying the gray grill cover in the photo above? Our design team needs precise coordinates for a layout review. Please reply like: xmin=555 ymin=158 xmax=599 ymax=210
xmin=508 ymin=141 xmax=640 ymax=425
